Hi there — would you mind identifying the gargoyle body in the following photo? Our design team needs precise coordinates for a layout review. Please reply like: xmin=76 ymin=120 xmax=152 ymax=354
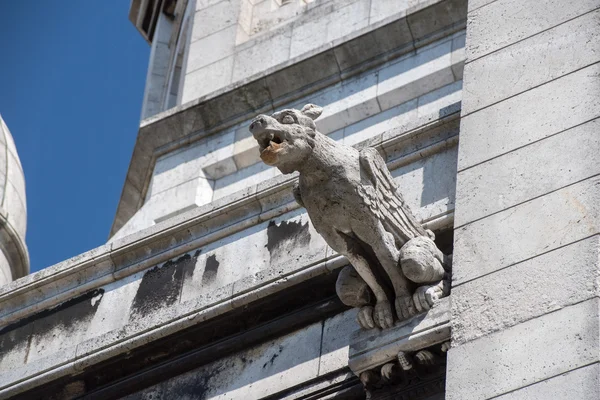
xmin=250 ymin=104 xmax=450 ymax=329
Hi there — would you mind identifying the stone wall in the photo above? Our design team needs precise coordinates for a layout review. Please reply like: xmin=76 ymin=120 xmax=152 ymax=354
xmin=447 ymin=1 xmax=600 ymax=399
xmin=115 ymin=30 xmax=464 ymax=237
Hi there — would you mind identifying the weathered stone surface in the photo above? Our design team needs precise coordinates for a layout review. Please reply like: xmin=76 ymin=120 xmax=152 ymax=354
xmin=446 ymin=299 xmax=600 ymax=400
xmin=455 ymin=118 xmax=600 ymax=227
xmin=452 ymin=236 xmax=600 ymax=344
xmin=349 ymin=297 xmax=450 ymax=374
xmin=250 ymin=105 xmax=449 ymax=329
xmin=458 ymin=63 xmax=600 ymax=170
xmin=495 ymin=363 xmax=600 ymax=400
xmin=377 ymin=38 xmax=454 ymax=111
xmin=319 ymin=308 xmax=360 ymax=375
xmin=466 ymin=0 xmax=600 ymax=61
xmin=453 ymin=176 xmax=600 ymax=285
xmin=463 ymin=9 xmax=600 ymax=114
xmin=125 ymin=322 xmax=323 ymax=399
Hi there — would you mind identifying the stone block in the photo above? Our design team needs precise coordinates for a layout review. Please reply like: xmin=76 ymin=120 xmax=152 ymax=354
xmin=343 ymin=99 xmax=417 ymax=147
xmin=377 ymin=39 xmax=455 ymax=111
xmin=463 ymin=9 xmax=600 ymax=114
xmin=391 ymin=146 xmax=458 ymax=223
xmin=325 ymin=0 xmax=370 ymax=43
xmin=204 ymin=157 xmax=238 ymax=180
xmin=265 ymin=50 xmax=340 ymax=100
xmin=446 ymin=299 xmax=600 ymax=400
xmin=126 ymin=322 xmax=322 ymax=399
xmin=458 ymin=63 xmax=600 ymax=170
xmin=450 ymin=32 xmax=465 ymax=79
xmin=333 ymin=18 xmax=414 ymax=72
xmin=456 ymin=118 xmax=600 ymax=226
xmin=181 ymin=55 xmax=235 ymax=103
xmin=233 ymin=123 xmax=261 ymax=169
xmin=452 ymin=236 xmax=600 ymax=345
xmin=314 ymin=72 xmax=380 ymax=135
xmin=212 ymin=161 xmax=278 ymax=200
xmin=191 ymin=0 xmax=241 ymax=41
xmin=187 ymin=25 xmax=237 ymax=72
xmin=4 ymin=182 xmax=26 ymax=239
xmin=467 ymin=0 xmax=495 ymax=12
xmin=407 ymin=0 xmax=467 ymax=41
xmin=453 ymin=176 xmax=600 ymax=285
xmin=466 ymin=0 xmax=600 ymax=61
xmin=495 ymin=363 xmax=600 ymax=400
xmin=319 ymin=308 xmax=360 ymax=375
xmin=147 ymin=129 xmax=235 ymax=198
xmin=289 ymin=12 xmax=328 ymax=58
xmin=416 ymin=80 xmax=462 ymax=120
xmin=232 ymin=30 xmax=292 ymax=82
xmin=369 ymin=0 xmax=409 ymax=24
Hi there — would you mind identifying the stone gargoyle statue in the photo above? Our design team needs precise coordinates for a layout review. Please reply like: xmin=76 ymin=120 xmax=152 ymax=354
xmin=250 ymin=104 xmax=450 ymax=329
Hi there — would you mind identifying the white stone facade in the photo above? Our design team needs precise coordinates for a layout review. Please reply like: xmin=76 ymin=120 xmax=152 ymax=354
xmin=0 ymin=116 xmax=28 ymax=287
xmin=1 ymin=0 xmax=598 ymax=398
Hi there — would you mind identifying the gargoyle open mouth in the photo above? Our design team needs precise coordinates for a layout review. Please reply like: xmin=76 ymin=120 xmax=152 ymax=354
xmin=260 ymin=132 xmax=285 ymax=165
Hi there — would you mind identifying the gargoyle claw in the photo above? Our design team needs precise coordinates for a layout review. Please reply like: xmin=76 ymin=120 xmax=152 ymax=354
xmin=357 ymin=305 xmax=376 ymax=329
xmin=374 ymin=300 xmax=394 ymax=329
xmin=413 ymin=284 xmax=443 ymax=312
xmin=395 ymin=296 xmax=417 ymax=321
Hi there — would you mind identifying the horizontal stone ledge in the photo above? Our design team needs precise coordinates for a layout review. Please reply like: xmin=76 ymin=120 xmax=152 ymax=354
xmin=110 ymin=0 xmax=467 ymax=237
xmin=348 ymin=297 xmax=450 ymax=374
xmin=0 ymin=113 xmax=459 ymax=326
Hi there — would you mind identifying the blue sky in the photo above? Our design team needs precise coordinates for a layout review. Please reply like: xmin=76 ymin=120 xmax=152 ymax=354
xmin=0 ymin=2 xmax=149 ymax=272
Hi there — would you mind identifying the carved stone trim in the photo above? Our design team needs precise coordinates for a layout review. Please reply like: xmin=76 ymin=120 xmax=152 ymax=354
xmin=348 ymin=297 xmax=450 ymax=375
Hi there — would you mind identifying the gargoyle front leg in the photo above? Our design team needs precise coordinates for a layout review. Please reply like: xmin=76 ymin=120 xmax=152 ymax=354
xmin=345 ymin=251 xmax=394 ymax=329
xmin=364 ymin=224 xmax=417 ymax=321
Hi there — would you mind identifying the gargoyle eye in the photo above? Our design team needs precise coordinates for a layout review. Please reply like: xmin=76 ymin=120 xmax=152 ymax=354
xmin=282 ymin=115 xmax=295 ymax=124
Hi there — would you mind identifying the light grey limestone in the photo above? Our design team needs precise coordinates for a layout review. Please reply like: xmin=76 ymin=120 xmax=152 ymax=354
xmin=455 ymin=118 xmax=600 ymax=227
xmin=446 ymin=299 xmax=600 ymax=400
xmin=495 ymin=363 xmax=600 ymax=400
xmin=231 ymin=29 xmax=292 ymax=82
xmin=377 ymin=39 xmax=454 ymax=111
xmin=369 ymin=0 xmax=409 ymax=24
xmin=250 ymin=105 xmax=449 ymax=329
xmin=466 ymin=0 xmax=600 ymax=61
xmin=191 ymin=0 xmax=241 ymax=41
xmin=319 ymin=308 xmax=360 ymax=375
xmin=467 ymin=0 xmax=496 ymax=12
xmin=187 ymin=24 xmax=237 ymax=71
xmin=458 ymin=63 xmax=600 ymax=170
xmin=325 ymin=0 xmax=370 ymax=43
xmin=453 ymin=176 xmax=600 ymax=285
xmin=452 ymin=236 xmax=600 ymax=345
xmin=181 ymin=56 xmax=235 ymax=104
xmin=126 ymin=322 xmax=323 ymax=399
xmin=349 ymin=297 xmax=450 ymax=374
xmin=463 ymin=9 xmax=600 ymax=114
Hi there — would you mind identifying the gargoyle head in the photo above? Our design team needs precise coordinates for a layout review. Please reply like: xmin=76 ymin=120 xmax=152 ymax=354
xmin=249 ymin=104 xmax=323 ymax=174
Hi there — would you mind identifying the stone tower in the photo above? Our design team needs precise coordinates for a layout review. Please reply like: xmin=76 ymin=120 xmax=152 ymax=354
xmin=1 ymin=0 xmax=599 ymax=399
xmin=0 ymin=116 xmax=28 ymax=286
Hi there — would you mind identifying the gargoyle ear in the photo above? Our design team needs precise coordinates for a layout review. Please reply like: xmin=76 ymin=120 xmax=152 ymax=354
xmin=301 ymin=104 xmax=323 ymax=120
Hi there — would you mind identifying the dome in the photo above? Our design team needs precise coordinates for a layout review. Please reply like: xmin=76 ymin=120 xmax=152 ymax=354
xmin=0 ymin=115 xmax=29 ymax=286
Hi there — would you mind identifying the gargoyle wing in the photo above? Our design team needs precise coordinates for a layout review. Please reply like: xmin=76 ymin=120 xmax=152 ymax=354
xmin=359 ymin=147 xmax=427 ymax=245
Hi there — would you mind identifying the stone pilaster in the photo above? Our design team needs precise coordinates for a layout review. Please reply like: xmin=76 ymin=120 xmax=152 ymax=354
xmin=447 ymin=1 xmax=600 ymax=399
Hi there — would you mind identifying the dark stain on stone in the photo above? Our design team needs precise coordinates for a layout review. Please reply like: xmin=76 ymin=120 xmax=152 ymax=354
xmin=130 ymin=251 xmax=200 ymax=319
xmin=0 ymin=289 xmax=104 ymax=363
xmin=265 ymin=220 xmax=310 ymax=263
xmin=201 ymin=254 xmax=220 ymax=285
xmin=262 ymin=345 xmax=284 ymax=369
